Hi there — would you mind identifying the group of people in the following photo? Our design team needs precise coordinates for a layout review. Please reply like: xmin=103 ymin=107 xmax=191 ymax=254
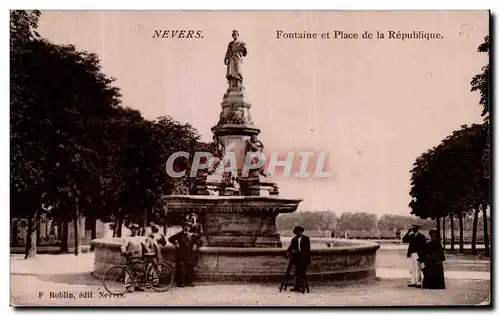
xmin=402 ymin=224 xmax=446 ymax=289
xmin=286 ymin=223 xmax=447 ymax=293
xmin=119 ymin=219 xmax=446 ymax=293
xmin=119 ymin=213 xmax=203 ymax=291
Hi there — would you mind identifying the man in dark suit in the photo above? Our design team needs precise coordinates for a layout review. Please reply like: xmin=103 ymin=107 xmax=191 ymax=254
xmin=286 ymin=226 xmax=311 ymax=293
xmin=168 ymin=221 xmax=195 ymax=287
xmin=402 ymin=224 xmax=427 ymax=288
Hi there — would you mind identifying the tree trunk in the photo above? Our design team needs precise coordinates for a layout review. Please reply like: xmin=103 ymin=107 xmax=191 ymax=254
xmin=114 ymin=213 xmax=123 ymax=238
xmin=442 ymin=215 xmax=446 ymax=249
xmin=471 ymin=208 xmax=479 ymax=254
xmin=60 ymin=219 xmax=69 ymax=253
xmin=483 ymin=205 xmax=490 ymax=257
xmin=435 ymin=217 xmax=441 ymax=243
xmin=458 ymin=212 xmax=464 ymax=253
xmin=143 ymin=208 xmax=148 ymax=236
xmin=45 ymin=219 xmax=50 ymax=243
xmin=74 ymin=199 xmax=81 ymax=256
xmin=450 ymin=213 xmax=455 ymax=251
xmin=11 ymin=219 xmax=19 ymax=247
xmin=112 ymin=216 xmax=118 ymax=237
xmin=89 ymin=214 xmax=97 ymax=251
xmin=36 ymin=210 xmax=41 ymax=246
xmin=24 ymin=211 xmax=37 ymax=259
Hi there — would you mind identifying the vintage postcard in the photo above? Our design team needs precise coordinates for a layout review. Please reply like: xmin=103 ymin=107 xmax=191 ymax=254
xmin=10 ymin=10 xmax=491 ymax=307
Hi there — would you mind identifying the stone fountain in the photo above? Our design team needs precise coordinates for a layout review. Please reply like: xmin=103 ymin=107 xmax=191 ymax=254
xmin=164 ymin=29 xmax=301 ymax=249
xmin=91 ymin=30 xmax=379 ymax=284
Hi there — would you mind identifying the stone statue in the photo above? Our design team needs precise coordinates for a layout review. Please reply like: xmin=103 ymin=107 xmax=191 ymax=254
xmin=213 ymin=135 xmax=225 ymax=158
xmin=269 ymin=183 xmax=279 ymax=195
xmin=246 ymin=135 xmax=264 ymax=153
xmin=246 ymin=135 xmax=266 ymax=177
xmin=224 ymin=30 xmax=247 ymax=89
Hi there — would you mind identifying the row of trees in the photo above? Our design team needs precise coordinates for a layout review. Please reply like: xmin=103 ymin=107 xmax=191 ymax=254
xmin=276 ymin=211 xmax=435 ymax=234
xmin=409 ymin=35 xmax=491 ymax=255
xmin=10 ymin=11 xmax=214 ymax=259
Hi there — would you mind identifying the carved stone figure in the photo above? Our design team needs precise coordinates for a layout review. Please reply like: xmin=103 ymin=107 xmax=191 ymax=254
xmin=225 ymin=109 xmax=245 ymax=124
xmin=224 ymin=30 xmax=247 ymax=89
xmin=246 ymin=135 xmax=264 ymax=153
xmin=246 ymin=135 xmax=266 ymax=177
xmin=269 ymin=183 xmax=279 ymax=195
xmin=213 ymin=135 xmax=225 ymax=158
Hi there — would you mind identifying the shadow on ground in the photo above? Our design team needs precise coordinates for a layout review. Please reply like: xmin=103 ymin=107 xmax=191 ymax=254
xmin=12 ymin=271 xmax=103 ymax=287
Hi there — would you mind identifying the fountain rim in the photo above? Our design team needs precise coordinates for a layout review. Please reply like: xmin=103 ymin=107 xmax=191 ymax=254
xmin=90 ymin=237 xmax=380 ymax=254
xmin=163 ymin=195 xmax=302 ymax=203
xmin=163 ymin=195 xmax=302 ymax=214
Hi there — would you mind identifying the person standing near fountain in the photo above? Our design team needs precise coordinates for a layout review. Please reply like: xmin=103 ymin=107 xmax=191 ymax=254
xmin=286 ymin=226 xmax=311 ymax=293
xmin=402 ymin=224 xmax=427 ymax=288
xmin=186 ymin=214 xmax=203 ymax=272
xmin=148 ymin=224 xmax=167 ymax=262
xmin=421 ymin=229 xmax=446 ymax=289
xmin=120 ymin=223 xmax=145 ymax=292
xmin=168 ymin=220 xmax=196 ymax=287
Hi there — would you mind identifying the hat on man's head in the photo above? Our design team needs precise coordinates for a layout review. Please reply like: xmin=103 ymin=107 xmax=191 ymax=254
xmin=411 ymin=224 xmax=421 ymax=228
xmin=129 ymin=223 xmax=140 ymax=229
xmin=293 ymin=226 xmax=305 ymax=234
xmin=428 ymin=229 xmax=438 ymax=236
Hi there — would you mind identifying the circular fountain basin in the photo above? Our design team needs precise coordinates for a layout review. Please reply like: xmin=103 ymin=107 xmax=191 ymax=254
xmin=91 ymin=237 xmax=379 ymax=283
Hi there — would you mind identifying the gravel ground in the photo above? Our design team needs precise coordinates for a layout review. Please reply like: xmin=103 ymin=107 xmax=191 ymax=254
xmin=10 ymin=250 xmax=491 ymax=307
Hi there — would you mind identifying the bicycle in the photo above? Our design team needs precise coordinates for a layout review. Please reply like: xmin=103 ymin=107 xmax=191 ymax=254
xmin=102 ymin=254 xmax=175 ymax=295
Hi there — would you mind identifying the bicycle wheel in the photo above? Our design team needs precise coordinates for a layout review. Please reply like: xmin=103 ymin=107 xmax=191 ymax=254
xmin=103 ymin=265 xmax=134 ymax=295
xmin=146 ymin=262 xmax=174 ymax=292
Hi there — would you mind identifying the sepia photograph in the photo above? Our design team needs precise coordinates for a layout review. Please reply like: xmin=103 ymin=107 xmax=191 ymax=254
xmin=9 ymin=10 xmax=491 ymax=307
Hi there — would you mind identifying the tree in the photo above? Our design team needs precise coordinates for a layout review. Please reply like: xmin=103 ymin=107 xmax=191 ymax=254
xmin=106 ymin=112 xmax=205 ymax=231
xmin=338 ymin=212 xmax=377 ymax=232
xmin=470 ymin=35 xmax=490 ymax=121
xmin=10 ymin=10 xmax=40 ymax=47
xmin=11 ymin=10 xmax=123 ymax=256
xmin=23 ymin=40 xmax=121 ymax=255
xmin=409 ymin=147 xmax=449 ymax=244
xmin=10 ymin=10 xmax=43 ymax=259
xmin=11 ymin=11 xmax=212 ymax=257
xmin=276 ymin=211 xmax=338 ymax=233
xmin=409 ymin=124 xmax=488 ymax=252
xmin=470 ymin=35 xmax=491 ymax=256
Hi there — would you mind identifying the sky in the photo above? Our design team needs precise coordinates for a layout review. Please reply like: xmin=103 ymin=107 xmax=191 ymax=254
xmin=37 ymin=11 xmax=489 ymax=215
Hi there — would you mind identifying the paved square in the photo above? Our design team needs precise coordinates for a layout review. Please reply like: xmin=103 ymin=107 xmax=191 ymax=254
xmin=10 ymin=248 xmax=490 ymax=306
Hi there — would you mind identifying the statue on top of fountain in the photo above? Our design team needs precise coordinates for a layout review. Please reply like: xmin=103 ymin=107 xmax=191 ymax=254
xmin=224 ymin=30 xmax=247 ymax=90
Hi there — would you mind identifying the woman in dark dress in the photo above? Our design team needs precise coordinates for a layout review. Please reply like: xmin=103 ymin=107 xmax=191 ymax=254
xmin=421 ymin=229 xmax=446 ymax=289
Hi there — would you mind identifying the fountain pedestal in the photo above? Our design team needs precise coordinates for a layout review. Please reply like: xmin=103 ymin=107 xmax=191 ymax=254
xmin=163 ymin=195 xmax=301 ymax=248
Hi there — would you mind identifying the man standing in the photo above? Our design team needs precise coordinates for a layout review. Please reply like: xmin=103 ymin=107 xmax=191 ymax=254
xmin=402 ymin=224 xmax=427 ymax=288
xmin=148 ymin=224 xmax=166 ymax=262
xmin=168 ymin=221 xmax=195 ymax=287
xmin=286 ymin=226 xmax=311 ymax=293
xmin=186 ymin=214 xmax=203 ymax=276
xmin=120 ymin=223 xmax=145 ymax=291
